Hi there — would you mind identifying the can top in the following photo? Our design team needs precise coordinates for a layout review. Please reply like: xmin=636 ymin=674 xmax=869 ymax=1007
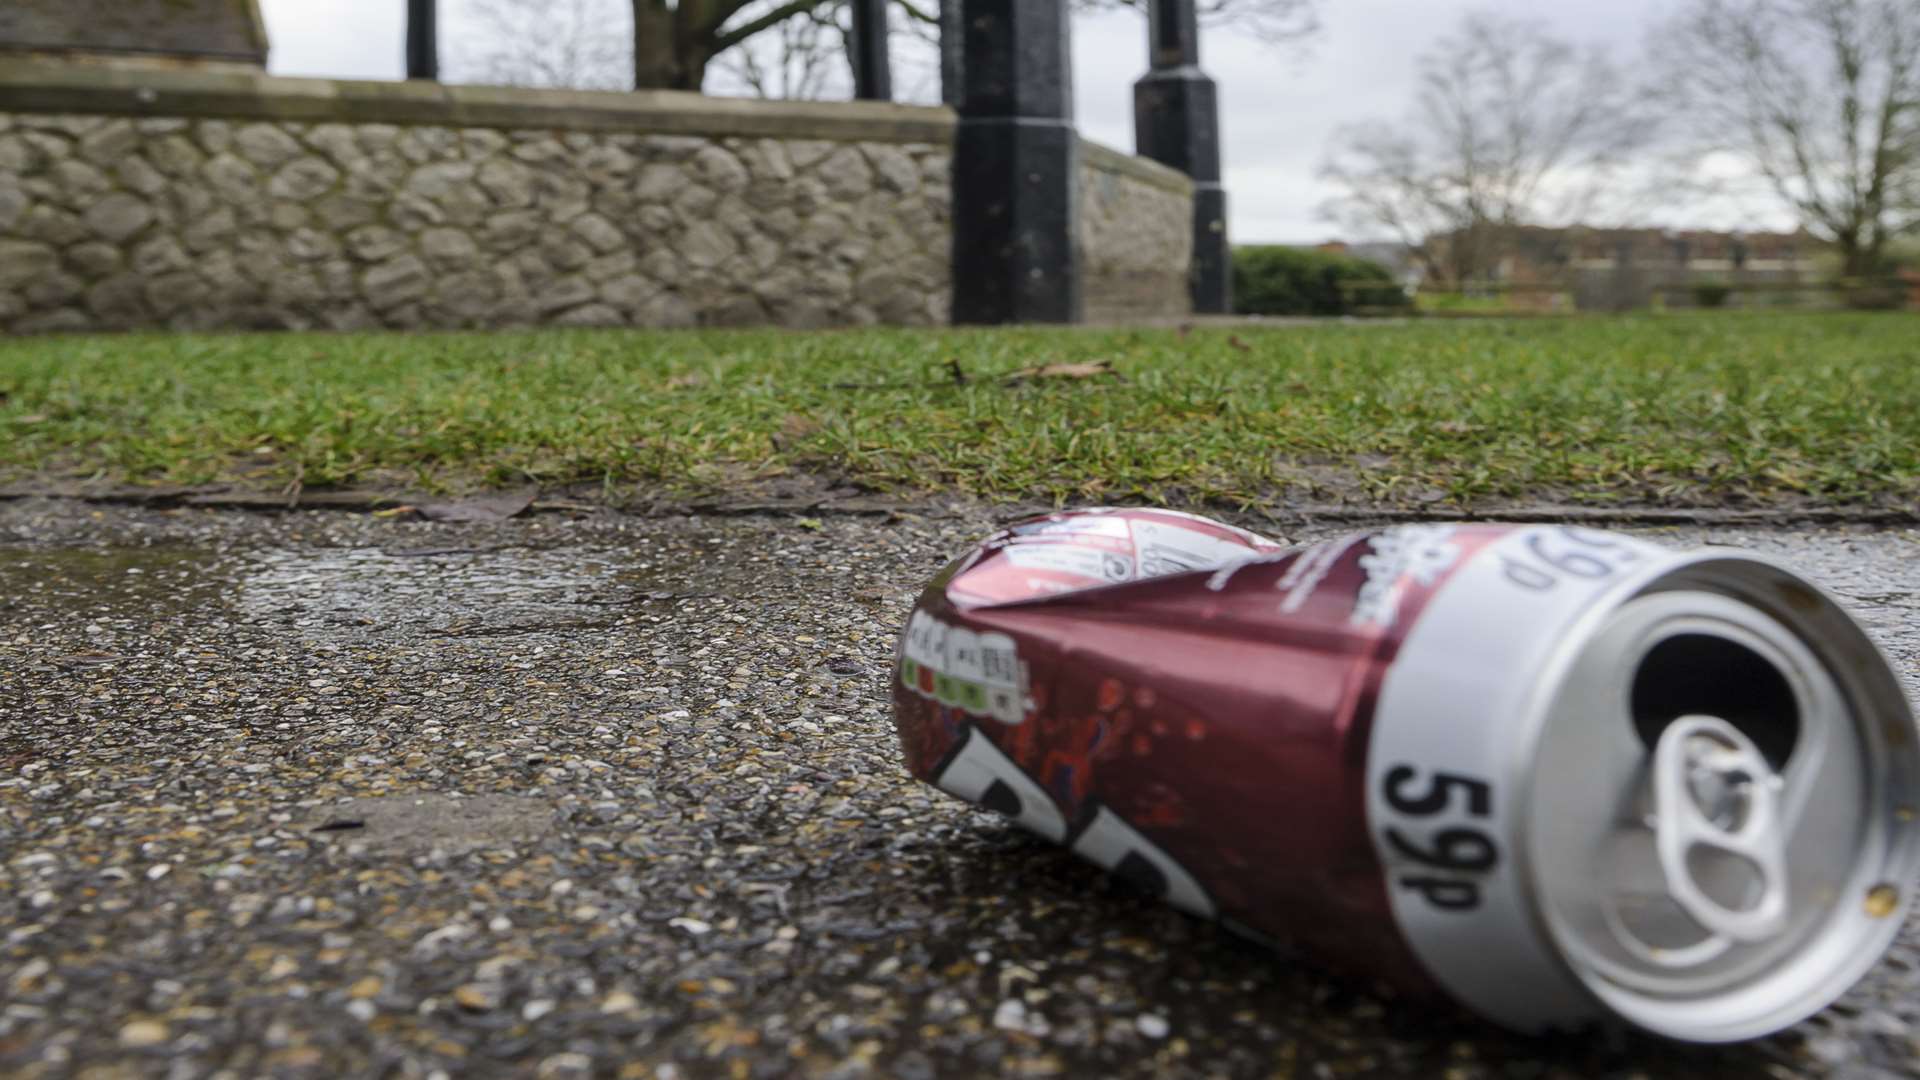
xmin=1523 ymin=556 xmax=1920 ymax=1041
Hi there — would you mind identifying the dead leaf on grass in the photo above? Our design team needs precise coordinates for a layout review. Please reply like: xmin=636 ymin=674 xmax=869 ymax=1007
xmin=666 ymin=372 xmax=706 ymax=390
xmin=770 ymin=413 xmax=822 ymax=452
xmin=1001 ymin=360 xmax=1123 ymax=387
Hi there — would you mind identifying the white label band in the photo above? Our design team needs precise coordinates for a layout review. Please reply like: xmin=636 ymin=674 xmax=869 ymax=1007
xmin=1365 ymin=526 xmax=1670 ymax=1033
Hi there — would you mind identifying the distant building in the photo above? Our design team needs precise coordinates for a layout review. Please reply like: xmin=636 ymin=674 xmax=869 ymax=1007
xmin=0 ymin=0 xmax=268 ymax=72
xmin=1421 ymin=225 xmax=1828 ymax=311
xmin=1563 ymin=228 xmax=1823 ymax=311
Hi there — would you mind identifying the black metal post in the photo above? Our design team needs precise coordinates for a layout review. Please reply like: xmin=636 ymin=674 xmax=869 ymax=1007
xmin=406 ymin=0 xmax=438 ymax=81
xmin=950 ymin=0 xmax=1081 ymax=324
xmin=939 ymin=0 xmax=964 ymax=107
xmin=1133 ymin=0 xmax=1229 ymax=314
xmin=851 ymin=0 xmax=893 ymax=101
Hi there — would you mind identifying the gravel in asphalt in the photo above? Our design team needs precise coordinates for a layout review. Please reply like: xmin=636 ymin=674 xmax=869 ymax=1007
xmin=3 ymin=499 xmax=1920 ymax=1079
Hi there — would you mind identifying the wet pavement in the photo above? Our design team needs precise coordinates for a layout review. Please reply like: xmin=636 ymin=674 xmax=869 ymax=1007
xmin=3 ymin=498 xmax=1920 ymax=1080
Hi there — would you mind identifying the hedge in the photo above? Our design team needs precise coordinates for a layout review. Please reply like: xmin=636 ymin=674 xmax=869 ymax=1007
xmin=1232 ymin=246 xmax=1411 ymax=316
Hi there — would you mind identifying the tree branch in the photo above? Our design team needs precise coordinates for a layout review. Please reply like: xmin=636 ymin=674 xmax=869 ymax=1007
xmin=713 ymin=0 xmax=835 ymax=53
xmin=892 ymin=0 xmax=937 ymax=25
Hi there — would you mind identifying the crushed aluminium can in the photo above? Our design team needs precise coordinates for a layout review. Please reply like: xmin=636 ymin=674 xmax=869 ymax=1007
xmin=890 ymin=508 xmax=1920 ymax=1042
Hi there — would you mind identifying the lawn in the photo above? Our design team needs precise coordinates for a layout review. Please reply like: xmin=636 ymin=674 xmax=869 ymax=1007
xmin=1 ymin=313 xmax=1915 ymax=509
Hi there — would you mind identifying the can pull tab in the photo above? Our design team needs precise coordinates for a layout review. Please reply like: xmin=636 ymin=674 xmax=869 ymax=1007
xmin=1652 ymin=715 xmax=1791 ymax=942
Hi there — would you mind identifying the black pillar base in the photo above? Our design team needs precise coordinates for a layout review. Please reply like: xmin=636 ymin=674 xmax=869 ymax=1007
xmin=1133 ymin=69 xmax=1220 ymax=185
xmin=406 ymin=0 xmax=438 ymax=81
xmin=952 ymin=120 xmax=1082 ymax=325
xmin=1135 ymin=68 xmax=1229 ymax=314
xmin=939 ymin=0 xmax=964 ymax=107
xmin=1192 ymin=184 xmax=1230 ymax=315
xmin=949 ymin=0 xmax=1081 ymax=325
xmin=851 ymin=0 xmax=892 ymax=101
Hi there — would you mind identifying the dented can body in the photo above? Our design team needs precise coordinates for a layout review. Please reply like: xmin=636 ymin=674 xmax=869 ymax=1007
xmin=890 ymin=508 xmax=1920 ymax=1042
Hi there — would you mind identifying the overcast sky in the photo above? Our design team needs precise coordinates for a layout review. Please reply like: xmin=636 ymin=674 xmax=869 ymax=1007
xmin=258 ymin=0 xmax=1762 ymax=244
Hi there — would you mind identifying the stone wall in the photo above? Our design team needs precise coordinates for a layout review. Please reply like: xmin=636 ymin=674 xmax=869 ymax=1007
xmin=0 ymin=61 xmax=1193 ymax=332
xmin=1079 ymin=141 xmax=1193 ymax=322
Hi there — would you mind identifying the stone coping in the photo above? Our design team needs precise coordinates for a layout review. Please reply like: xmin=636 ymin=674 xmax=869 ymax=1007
xmin=0 ymin=60 xmax=957 ymax=143
xmin=1079 ymin=138 xmax=1192 ymax=195
xmin=0 ymin=0 xmax=269 ymax=65
xmin=0 ymin=60 xmax=1197 ymax=190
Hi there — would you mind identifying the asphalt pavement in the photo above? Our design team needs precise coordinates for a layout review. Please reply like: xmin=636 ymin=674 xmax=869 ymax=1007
xmin=4 ymin=498 xmax=1920 ymax=1079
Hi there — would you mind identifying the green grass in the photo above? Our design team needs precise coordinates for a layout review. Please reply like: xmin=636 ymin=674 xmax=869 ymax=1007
xmin=1413 ymin=291 xmax=1527 ymax=315
xmin=1 ymin=313 xmax=1916 ymax=508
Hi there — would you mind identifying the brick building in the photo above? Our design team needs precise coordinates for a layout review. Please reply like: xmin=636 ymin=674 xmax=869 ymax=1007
xmin=1420 ymin=225 xmax=1828 ymax=311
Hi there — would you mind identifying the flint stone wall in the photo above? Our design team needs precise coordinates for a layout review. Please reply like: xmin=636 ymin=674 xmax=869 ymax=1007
xmin=0 ymin=62 xmax=1192 ymax=332
xmin=1080 ymin=140 xmax=1193 ymax=323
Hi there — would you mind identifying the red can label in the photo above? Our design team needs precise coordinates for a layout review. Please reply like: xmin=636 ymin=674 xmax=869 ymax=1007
xmin=892 ymin=508 xmax=1674 ymax=1024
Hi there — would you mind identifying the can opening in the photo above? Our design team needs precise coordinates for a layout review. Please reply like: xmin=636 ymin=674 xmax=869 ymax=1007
xmin=1631 ymin=633 xmax=1799 ymax=770
xmin=1527 ymin=574 xmax=1918 ymax=1041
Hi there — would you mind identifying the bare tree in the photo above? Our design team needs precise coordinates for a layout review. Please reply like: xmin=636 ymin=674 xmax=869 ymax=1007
xmin=1653 ymin=0 xmax=1920 ymax=279
xmin=442 ymin=0 xmax=922 ymax=98
xmin=1072 ymin=0 xmax=1317 ymax=44
xmin=1318 ymin=12 xmax=1651 ymax=286
xmin=448 ymin=0 xmax=1316 ymax=100
xmin=709 ymin=3 xmax=851 ymax=100
xmin=710 ymin=0 xmax=1314 ymax=104
xmin=658 ymin=0 xmax=1319 ymax=98
xmin=706 ymin=0 xmax=946 ymax=104
xmin=628 ymin=0 xmax=943 ymax=92
xmin=448 ymin=0 xmax=633 ymax=92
